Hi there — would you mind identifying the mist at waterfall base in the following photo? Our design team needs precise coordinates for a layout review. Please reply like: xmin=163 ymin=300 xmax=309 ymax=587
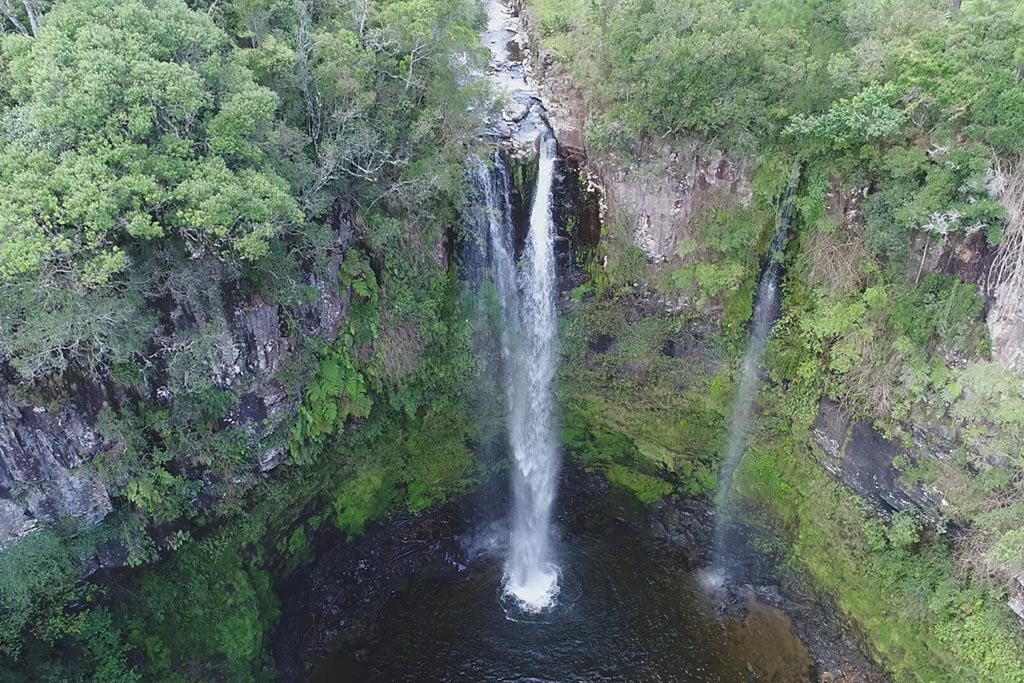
xmin=466 ymin=138 xmax=562 ymax=613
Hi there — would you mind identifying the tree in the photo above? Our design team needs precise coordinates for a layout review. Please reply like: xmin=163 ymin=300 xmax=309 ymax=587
xmin=0 ymin=0 xmax=301 ymax=377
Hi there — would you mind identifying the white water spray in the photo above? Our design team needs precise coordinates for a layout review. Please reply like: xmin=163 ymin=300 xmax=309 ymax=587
xmin=503 ymin=136 xmax=561 ymax=612
xmin=469 ymin=137 xmax=562 ymax=612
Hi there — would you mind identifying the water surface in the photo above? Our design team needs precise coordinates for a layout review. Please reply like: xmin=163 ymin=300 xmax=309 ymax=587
xmin=310 ymin=514 xmax=813 ymax=682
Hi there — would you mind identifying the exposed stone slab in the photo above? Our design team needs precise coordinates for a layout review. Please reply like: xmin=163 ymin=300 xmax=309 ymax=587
xmin=0 ymin=382 xmax=111 ymax=549
xmin=988 ymin=280 xmax=1024 ymax=375
xmin=810 ymin=397 xmax=946 ymax=518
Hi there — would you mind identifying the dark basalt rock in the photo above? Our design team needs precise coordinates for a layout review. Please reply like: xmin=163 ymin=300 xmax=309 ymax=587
xmin=272 ymin=505 xmax=467 ymax=682
xmin=810 ymin=397 xmax=946 ymax=519
xmin=587 ymin=334 xmax=618 ymax=354
xmin=0 ymin=381 xmax=111 ymax=549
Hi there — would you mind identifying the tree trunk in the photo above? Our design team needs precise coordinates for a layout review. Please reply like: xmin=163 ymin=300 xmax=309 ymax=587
xmin=951 ymin=0 xmax=963 ymax=18
xmin=0 ymin=1 xmax=30 ymax=34
xmin=22 ymin=0 xmax=39 ymax=37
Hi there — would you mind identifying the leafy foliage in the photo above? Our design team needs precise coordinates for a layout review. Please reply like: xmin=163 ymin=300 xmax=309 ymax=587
xmin=0 ymin=532 xmax=80 ymax=659
xmin=0 ymin=0 xmax=301 ymax=286
xmin=0 ymin=0 xmax=489 ymax=677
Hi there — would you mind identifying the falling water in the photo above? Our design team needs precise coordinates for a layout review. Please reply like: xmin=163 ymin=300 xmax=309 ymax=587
xmin=707 ymin=164 xmax=800 ymax=584
xmin=467 ymin=136 xmax=562 ymax=612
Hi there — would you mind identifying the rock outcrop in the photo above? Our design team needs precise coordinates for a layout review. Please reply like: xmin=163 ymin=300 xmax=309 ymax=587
xmin=988 ymin=159 xmax=1024 ymax=376
xmin=988 ymin=281 xmax=1024 ymax=375
xmin=0 ymin=210 xmax=354 ymax=550
xmin=0 ymin=381 xmax=111 ymax=549
xmin=810 ymin=398 xmax=947 ymax=519
xmin=516 ymin=7 xmax=753 ymax=263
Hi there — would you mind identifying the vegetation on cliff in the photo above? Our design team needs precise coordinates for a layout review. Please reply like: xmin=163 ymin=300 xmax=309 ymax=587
xmin=3 ymin=0 xmax=1024 ymax=679
xmin=0 ymin=0 xmax=490 ymax=678
xmin=531 ymin=0 xmax=1024 ymax=680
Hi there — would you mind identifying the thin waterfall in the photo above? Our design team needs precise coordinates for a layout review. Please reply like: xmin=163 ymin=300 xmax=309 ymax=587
xmin=708 ymin=163 xmax=800 ymax=581
xmin=467 ymin=137 xmax=562 ymax=612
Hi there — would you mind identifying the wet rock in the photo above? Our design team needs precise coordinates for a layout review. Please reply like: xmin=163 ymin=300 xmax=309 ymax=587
xmin=553 ymin=124 xmax=587 ymax=163
xmin=96 ymin=537 xmax=131 ymax=570
xmin=648 ymin=499 xmax=712 ymax=559
xmin=503 ymin=101 xmax=530 ymax=123
xmin=587 ymin=334 xmax=618 ymax=354
xmin=1009 ymin=574 xmax=1024 ymax=622
xmin=25 ymin=470 xmax=111 ymax=527
xmin=298 ymin=205 xmax=352 ymax=341
xmin=662 ymin=332 xmax=699 ymax=359
xmin=272 ymin=505 xmax=466 ymax=682
xmin=235 ymin=299 xmax=288 ymax=380
xmin=509 ymin=127 xmax=541 ymax=160
xmin=0 ymin=497 xmax=37 ymax=546
xmin=810 ymin=398 xmax=946 ymax=519
xmin=0 ymin=209 xmax=355 ymax=546
xmin=257 ymin=446 xmax=288 ymax=474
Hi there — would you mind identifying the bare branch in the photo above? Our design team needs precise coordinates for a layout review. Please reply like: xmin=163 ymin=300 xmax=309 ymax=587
xmin=0 ymin=0 xmax=29 ymax=35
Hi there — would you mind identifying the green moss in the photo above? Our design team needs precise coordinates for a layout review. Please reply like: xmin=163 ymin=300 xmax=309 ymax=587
xmin=604 ymin=464 xmax=674 ymax=503
xmin=510 ymin=153 xmax=539 ymax=207
xmin=558 ymin=297 xmax=730 ymax=500
xmin=333 ymin=464 xmax=398 ymax=537
xmin=403 ymin=411 xmax=475 ymax=514
xmin=729 ymin=392 xmax=1024 ymax=683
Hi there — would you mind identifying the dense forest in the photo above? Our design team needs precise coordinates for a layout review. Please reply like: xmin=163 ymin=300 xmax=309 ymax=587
xmin=1 ymin=0 xmax=1024 ymax=680
xmin=0 ymin=0 xmax=492 ymax=679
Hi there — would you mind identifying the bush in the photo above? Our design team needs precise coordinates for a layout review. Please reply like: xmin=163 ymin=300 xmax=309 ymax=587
xmin=0 ymin=532 xmax=80 ymax=658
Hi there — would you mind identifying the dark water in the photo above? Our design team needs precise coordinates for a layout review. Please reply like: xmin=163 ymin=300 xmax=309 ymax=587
xmin=310 ymin=515 xmax=813 ymax=683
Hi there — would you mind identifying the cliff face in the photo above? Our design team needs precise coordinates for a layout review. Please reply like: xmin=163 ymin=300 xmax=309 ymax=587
xmin=810 ymin=397 xmax=949 ymax=520
xmin=988 ymin=161 xmax=1024 ymax=376
xmin=516 ymin=2 xmax=968 ymax=525
xmin=0 ymin=209 xmax=353 ymax=553
xmin=515 ymin=5 xmax=753 ymax=265
xmin=0 ymin=382 xmax=111 ymax=547
xmin=516 ymin=5 xmax=1024 ymax=671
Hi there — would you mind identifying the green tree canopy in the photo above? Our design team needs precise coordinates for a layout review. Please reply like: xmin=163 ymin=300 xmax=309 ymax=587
xmin=0 ymin=0 xmax=301 ymax=289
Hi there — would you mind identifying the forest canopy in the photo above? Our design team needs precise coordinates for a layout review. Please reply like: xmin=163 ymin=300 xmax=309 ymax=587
xmin=0 ymin=0 xmax=487 ymax=380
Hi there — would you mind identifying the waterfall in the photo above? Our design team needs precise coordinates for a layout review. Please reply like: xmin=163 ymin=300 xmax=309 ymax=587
xmin=707 ymin=164 xmax=800 ymax=582
xmin=468 ymin=137 xmax=562 ymax=612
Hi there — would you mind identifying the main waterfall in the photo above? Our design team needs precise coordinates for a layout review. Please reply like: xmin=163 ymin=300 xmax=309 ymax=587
xmin=503 ymin=137 xmax=561 ymax=611
xmin=467 ymin=136 xmax=562 ymax=612
xmin=463 ymin=0 xmax=564 ymax=613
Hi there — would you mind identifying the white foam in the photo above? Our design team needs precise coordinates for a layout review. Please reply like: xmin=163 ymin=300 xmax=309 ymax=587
xmin=502 ymin=562 xmax=562 ymax=614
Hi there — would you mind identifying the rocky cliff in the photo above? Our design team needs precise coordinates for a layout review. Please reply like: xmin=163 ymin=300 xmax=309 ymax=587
xmin=513 ymin=3 xmax=753 ymax=265
xmin=0 ymin=207 xmax=354 ymax=553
